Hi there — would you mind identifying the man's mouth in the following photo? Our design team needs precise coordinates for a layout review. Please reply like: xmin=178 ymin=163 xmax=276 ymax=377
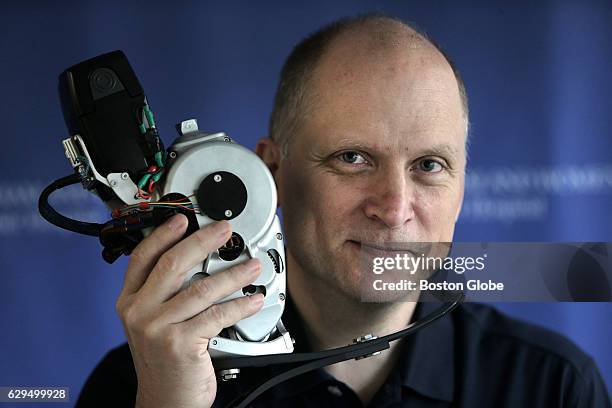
xmin=347 ymin=240 xmax=435 ymax=257
xmin=348 ymin=240 xmax=415 ymax=255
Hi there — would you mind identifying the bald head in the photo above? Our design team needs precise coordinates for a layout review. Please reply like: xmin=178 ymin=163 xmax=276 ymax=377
xmin=269 ymin=15 xmax=469 ymax=156
xmin=326 ymin=15 xmax=429 ymax=55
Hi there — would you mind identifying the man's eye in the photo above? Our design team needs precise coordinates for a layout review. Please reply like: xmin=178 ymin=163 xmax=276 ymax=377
xmin=417 ymin=159 xmax=444 ymax=173
xmin=338 ymin=151 xmax=367 ymax=165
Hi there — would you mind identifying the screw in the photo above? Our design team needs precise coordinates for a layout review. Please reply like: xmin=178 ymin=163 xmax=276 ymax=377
xmin=225 ymin=210 xmax=233 ymax=218
xmin=121 ymin=172 xmax=129 ymax=180
xmin=276 ymin=233 xmax=283 ymax=240
xmin=352 ymin=334 xmax=381 ymax=360
xmin=354 ymin=334 xmax=376 ymax=343
xmin=219 ymin=368 xmax=240 ymax=382
xmin=224 ymin=137 xmax=230 ymax=142
xmin=279 ymin=293 xmax=285 ymax=301
xmin=212 ymin=339 xmax=218 ymax=346
xmin=214 ymin=174 xmax=222 ymax=182
xmin=110 ymin=180 xmax=118 ymax=187
xmin=169 ymin=151 xmax=177 ymax=159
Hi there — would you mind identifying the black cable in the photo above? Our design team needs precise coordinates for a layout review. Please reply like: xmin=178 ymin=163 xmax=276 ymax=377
xmin=229 ymin=340 xmax=390 ymax=408
xmin=224 ymin=291 xmax=464 ymax=407
xmin=38 ymin=174 xmax=103 ymax=237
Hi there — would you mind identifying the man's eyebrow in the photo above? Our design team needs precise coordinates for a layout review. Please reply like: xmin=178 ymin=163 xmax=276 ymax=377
xmin=323 ymin=139 xmax=460 ymax=159
xmin=415 ymin=144 xmax=460 ymax=158
xmin=329 ymin=138 xmax=372 ymax=151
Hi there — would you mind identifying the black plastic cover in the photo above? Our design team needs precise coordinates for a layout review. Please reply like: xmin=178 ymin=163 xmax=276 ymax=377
xmin=58 ymin=50 xmax=150 ymax=178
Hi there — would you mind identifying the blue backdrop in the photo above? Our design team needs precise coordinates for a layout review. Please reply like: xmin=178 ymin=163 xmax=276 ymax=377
xmin=1 ymin=0 xmax=610 ymax=403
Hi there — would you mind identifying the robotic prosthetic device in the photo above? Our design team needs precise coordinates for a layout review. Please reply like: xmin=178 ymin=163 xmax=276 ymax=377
xmin=41 ymin=50 xmax=292 ymax=363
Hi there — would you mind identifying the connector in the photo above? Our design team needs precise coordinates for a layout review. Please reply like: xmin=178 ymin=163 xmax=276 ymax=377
xmin=62 ymin=137 xmax=82 ymax=168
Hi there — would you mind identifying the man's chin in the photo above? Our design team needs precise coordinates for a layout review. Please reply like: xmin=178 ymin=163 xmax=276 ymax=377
xmin=331 ymin=274 xmax=418 ymax=304
xmin=321 ymin=254 xmax=414 ymax=304
xmin=338 ymin=240 xmax=421 ymax=303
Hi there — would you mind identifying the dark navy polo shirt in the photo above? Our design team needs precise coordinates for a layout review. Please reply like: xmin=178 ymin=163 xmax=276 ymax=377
xmin=76 ymin=297 xmax=611 ymax=407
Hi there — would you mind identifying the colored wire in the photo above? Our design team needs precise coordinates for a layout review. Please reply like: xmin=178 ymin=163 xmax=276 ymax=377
xmin=112 ymin=195 xmax=199 ymax=218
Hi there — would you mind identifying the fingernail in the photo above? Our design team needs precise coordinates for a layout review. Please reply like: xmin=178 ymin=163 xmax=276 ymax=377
xmin=214 ymin=220 xmax=231 ymax=235
xmin=245 ymin=258 xmax=261 ymax=272
xmin=167 ymin=214 xmax=186 ymax=231
xmin=250 ymin=293 xmax=264 ymax=306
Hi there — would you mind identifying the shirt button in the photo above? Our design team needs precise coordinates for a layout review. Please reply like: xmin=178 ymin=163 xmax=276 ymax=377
xmin=327 ymin=384 xmax=343 ymax=397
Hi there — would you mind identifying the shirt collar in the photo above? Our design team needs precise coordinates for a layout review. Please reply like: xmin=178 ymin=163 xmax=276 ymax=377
xmin=264 ymin=294 xmax=333 ymax=400
xmin=267 ymin=294 xmax=456 ymax=403
xmin=397 ymin=299 xmax=456 ymax=402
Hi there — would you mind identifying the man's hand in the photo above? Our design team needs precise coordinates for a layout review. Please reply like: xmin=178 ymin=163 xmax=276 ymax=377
xmin=115 ymin=214 xmax=263 ymax=408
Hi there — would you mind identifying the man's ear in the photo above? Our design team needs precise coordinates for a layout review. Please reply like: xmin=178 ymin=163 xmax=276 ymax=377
xmin=256 ymin=137 xmax=281 ymax=177
xmin=256 ymin=137 xmax=284 ymax=208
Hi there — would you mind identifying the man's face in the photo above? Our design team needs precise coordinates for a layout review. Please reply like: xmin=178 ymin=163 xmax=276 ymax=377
xmin=274 ymin=35 xmax=467 ymax=298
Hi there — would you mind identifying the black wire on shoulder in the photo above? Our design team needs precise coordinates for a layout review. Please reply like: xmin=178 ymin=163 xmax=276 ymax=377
xmin=224 ymin=291 xmax=464 ymax=408
xmin=38 ymin=174 xmax=103 ymax=237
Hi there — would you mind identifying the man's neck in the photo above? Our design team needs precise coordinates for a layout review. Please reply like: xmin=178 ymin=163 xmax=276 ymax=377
xmin=286 ymin=250 xmax=417 ymax=405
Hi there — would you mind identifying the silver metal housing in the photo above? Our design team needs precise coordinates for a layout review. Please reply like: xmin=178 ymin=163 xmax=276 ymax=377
xmin=161 ymin=120 xmax=292 ymax=358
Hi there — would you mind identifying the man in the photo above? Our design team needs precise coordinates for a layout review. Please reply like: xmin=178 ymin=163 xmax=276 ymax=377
xmin=76 ymin=14 xmax=610 ymax=407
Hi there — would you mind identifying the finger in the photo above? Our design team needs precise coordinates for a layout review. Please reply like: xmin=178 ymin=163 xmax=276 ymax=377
xmin=179 ymin=293 xmax=265 ymax=340
xmin=160 ymin=258 xmax=261 ymax=323
xmin=139 ymin=220 xmax=232 ymax=304
xmin=120 ymin=213 xmax=188 ymax=297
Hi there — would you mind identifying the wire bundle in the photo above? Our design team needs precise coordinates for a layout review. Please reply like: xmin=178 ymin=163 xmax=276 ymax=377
xmin=135 ymin=103 xmax=166 ymax=199
xmin=111 ymin=194 xmax=199 ymax=219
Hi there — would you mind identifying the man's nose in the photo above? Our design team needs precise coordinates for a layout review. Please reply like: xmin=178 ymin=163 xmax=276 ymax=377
xmin=363 ymin=166 xmax=415 ymax=229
